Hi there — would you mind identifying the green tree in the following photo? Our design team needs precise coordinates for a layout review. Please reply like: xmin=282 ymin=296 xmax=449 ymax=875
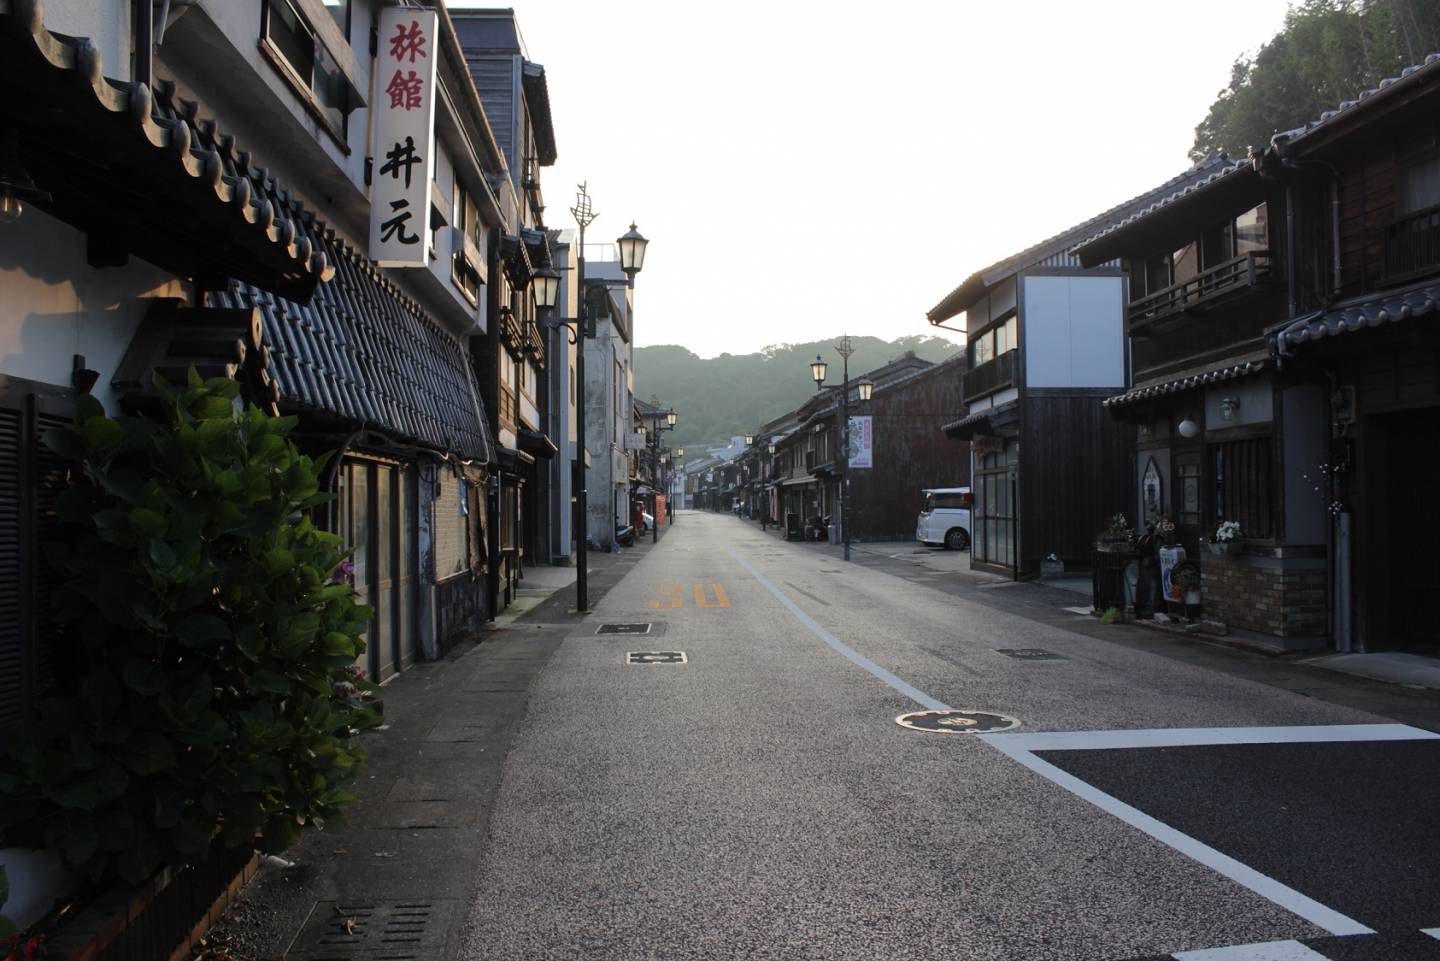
xmin=1191 ymin=0 xmax=1440 ymax=162
xmin=0 ymin=373 xmax=376 ymax=884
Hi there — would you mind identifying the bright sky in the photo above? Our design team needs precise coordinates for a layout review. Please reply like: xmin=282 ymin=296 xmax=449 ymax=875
xmin=481 ymin=1 xmax=1296 ymax=358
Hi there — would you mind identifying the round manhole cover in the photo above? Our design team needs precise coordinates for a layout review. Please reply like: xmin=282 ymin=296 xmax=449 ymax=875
xmin=895 ymin=709 xmax=1020 ymax=734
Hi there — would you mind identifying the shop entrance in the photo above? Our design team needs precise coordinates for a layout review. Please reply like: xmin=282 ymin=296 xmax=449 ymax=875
xmin=1368 ymin=409 xmax=1440 ymax=655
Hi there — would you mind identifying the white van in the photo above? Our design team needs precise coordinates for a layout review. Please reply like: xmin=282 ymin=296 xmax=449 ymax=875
xmin=916 ymin=487 xmax=972 ymax=550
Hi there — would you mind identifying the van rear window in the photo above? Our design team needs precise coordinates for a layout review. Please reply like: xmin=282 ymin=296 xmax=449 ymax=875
xmin=932 ymin=493 xmax=970 ymax=510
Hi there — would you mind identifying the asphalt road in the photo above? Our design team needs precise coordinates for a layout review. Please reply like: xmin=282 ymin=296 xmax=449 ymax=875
xmin=459 ymin=512 xmax=1440 ymax=961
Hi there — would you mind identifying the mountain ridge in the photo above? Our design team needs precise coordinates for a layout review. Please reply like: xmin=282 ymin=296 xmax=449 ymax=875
xmin=633 ymin=334 xmax=963 ymax=454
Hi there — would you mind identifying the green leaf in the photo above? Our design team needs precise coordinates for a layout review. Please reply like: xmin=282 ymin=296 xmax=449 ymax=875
xmin=260 ymin=814 xmax=303 ymax=853
xmin=121 ymin=659 xmax=168 ymax=697
xmin=247 ymin=670 xmax=290 ymax=695
xmin=40 ymin=424 xmax=86 ymax=461
xmin=82 ymin=415 xmax=124 ymax=451
xmin=128 ymin=507 xmax=168 ymax=537
xmin=121 ymin=731 xmax=176 ymax=775
xmin=175 ymin=613 xmax=229 ymax=648
xmin=264 ymin=548 xmax=296 ymax=576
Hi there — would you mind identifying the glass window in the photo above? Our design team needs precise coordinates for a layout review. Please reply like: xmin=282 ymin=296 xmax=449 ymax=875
xmin=323 ymin=0 xmax=349 ymax=31
xmin=1173 ymin=242 xmax=1200 ymax=285
xmin=1235 ymin=204 xmax=1268 ymax=254
xmin=1177 ymin=460 xmax=1201 ymax=528
xmin=1201 ymin=220 xmax=1233 ymax=268
xmin=1213 ymin=438 xmax=1273 ymax=538
xmin=972 ymin=329 xmax=995 ymax=366
xmin=1397 ymin=155 xmax=1440 ymax=216
xmin=1146 ymin=254 xmax=1172 ymax=295
xmin=263 ymin=0 xmax=350 ymax=134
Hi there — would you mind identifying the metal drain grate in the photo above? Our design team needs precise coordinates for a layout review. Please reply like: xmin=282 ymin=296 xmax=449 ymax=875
xmin=626 ymin=651 xmax=686 ymax=665
xmin=596 ymin=622 xmax=652 ymax=635
xmin=288 ymin=899 xmax=456 ymax=960
xmin=996 ymin=648 xmax=1067 ymax=661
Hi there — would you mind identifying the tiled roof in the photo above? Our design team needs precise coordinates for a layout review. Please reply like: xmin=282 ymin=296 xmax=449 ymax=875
xmin=941 ymin=401 xmax=1018 ymax=438
xmin=213 ymin=241 xmax=492 ymax=462
xmin=1273 ymin=52 xmax=1440 ymax=149
xmin=1102 ymin=360 xmax=1268 ymax=409
xmin=0 ymin=5 xmax=330 ymax=299
xmin=926 ymin=156 xmax=1234 ymax=323
xmin=1071 ymin=160 xmax=1258 ymax=263
xmin=1274 ymin=282 xmax=1440 ymax=351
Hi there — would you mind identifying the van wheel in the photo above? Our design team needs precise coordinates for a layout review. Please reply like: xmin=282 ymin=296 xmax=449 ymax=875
xmin=944 ymin=528 xmax=970 ymax=551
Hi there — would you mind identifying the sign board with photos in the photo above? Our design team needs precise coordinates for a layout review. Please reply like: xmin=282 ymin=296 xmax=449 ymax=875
xmin=368 ymin=7 xmax=439 ymax=267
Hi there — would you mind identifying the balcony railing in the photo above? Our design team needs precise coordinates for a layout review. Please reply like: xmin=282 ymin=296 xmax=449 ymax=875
xmin=1128 ymin=250 xmax=1272 ymax=328
xmin=1384 ymin=204 xmax=1440 ymax=282
xmin=498 ymin=384 xmax=516 ymax=430
xmin=963 ymin=349 xmax=1016 ymax=403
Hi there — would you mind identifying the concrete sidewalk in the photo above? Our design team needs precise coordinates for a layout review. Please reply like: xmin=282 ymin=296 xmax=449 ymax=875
xmin=189 ymin=541 xmax=655 ymax=961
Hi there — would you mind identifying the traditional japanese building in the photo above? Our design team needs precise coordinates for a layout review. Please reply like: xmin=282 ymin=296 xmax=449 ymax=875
xmin=930 ymin=158 xmax=1233 ymax=577
xmin=0 ymin=0 xmax=522 ymax=937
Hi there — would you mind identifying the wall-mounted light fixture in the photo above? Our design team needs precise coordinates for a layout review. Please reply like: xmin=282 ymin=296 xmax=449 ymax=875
xmin=1219 ymin=396 xmax=1241 ymax=422
xmin=0 ymin=130 xmax=52 ymax=224
xmin=1177 ymin=418 xmax=1199 ymax=439
xmin=71 ymin=354 xmax=99 ymax=395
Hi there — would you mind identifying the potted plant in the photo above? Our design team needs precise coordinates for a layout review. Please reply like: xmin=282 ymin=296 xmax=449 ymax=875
xmin=1096 ymin=513 xmax=1134 ymax=551
xmin=1040 ymin=552 xmax=1065 ymax=578
xmin=1152 ymin=514 xmax=1178 ymax=547
xmin=1208 ymin=519 xmax=1244 ymax=555
xmin=1170 ymin=563 xmax=1202 ymax=605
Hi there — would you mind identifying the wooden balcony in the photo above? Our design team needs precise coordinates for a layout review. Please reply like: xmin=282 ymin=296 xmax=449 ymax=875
xmin=963 ymin=350 xmax=1016 ymax=403
xmin=1383 ymin=204 xmax=1440 ymax=283
xmin=1129 ymin=250 xmax=1272 ymax=329
xmin=524 ymin=321 xmax=546 ymax=369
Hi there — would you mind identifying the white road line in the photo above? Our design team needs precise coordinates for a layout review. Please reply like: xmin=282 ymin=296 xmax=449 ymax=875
xmin=724 ymin=547 xmax=951 ymax=711
xmin=1423 ymin=928 xmax=1440 ymax=940
xmin=1172 ymin=940 xmax=1331 ymax=960
xmin=993 ymin=724 xmax=1440 ymax=753
xmin=979 ymin=730 xmax=1408 ymax=937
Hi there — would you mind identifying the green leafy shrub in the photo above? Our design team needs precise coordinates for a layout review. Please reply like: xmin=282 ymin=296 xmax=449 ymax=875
xmin=0 ymin=373 xmax=375 ymax=884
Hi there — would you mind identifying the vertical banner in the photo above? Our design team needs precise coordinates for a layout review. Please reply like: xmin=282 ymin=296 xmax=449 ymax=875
xmin=848 ymin=415 xmax=873 ymax=468
xmin=369 ymin=7 xmax=438 ymax=267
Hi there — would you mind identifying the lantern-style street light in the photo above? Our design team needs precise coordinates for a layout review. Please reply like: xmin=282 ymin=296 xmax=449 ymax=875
xmin=809 ymin=335 xmax=863 ymax=561
xmin=618 ymin=223 xmax=649 ymax=277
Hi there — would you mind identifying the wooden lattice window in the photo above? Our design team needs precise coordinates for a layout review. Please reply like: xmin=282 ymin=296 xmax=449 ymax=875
xmin=1212 ymin=437 xmax=1273 ymax=539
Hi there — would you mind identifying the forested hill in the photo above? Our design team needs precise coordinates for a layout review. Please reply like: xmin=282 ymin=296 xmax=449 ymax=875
xmin=634 ymin=335 xmax=962 ymax=453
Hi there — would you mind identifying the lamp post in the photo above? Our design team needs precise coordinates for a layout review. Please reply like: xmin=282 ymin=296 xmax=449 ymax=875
xmin=675 ymin=447 xmax=684 ymax=518
xmin=535 ymin=184 xmax=639 ymax=612
xmin=810 ymin=335 xmax=870 ymax=562
xmin=646 ymin=400 xmax=675 ymax=544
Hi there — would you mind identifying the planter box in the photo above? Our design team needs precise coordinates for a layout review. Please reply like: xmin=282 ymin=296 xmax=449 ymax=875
xmin=1207 ymin=541 xmax=1243 ymax=556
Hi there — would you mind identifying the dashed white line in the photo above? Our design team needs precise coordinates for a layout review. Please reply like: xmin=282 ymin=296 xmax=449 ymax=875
xmin=1172 ymin=940 xmax=1331 ymax=960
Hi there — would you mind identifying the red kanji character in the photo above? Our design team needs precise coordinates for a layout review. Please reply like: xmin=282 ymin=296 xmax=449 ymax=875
xmin=389 ymin=20 xmax=427 ymax=63
xmin=386 ymin=69 xmax=423 ymax=111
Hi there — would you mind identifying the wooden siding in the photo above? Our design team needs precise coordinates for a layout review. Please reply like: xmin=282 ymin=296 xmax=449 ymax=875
xmin=1338 ymin=153 xmax=1397 ymax=298
xmin=1017 ymin=394 xmax=1133 ymax=573
xmin=850 ymin=362 xmax=969 ymax=540
xmin=465 ymin=55 xmax=517 ymax=171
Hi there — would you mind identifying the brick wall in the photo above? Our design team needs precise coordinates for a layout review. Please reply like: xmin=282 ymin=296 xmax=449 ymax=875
xmin=1201 ymin=554 xmax=1327 ymax=638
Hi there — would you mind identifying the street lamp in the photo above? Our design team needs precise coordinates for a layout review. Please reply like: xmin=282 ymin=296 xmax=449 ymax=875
xmin=536 ymin=183 xmax=610 ymax=612
xmin=810 ymin=355 xmax=828 ymax=390
xmin=618 ymin=223 xmax=649 ymax=276
xmin=809 ymin=335 xmax=858 ymax=562
xmin=858 ymin=378 xmax=874 ymax=402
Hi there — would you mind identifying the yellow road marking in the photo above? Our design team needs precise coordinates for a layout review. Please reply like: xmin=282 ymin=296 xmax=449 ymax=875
xmin=693 ymin=583 xmax=731 ymax=608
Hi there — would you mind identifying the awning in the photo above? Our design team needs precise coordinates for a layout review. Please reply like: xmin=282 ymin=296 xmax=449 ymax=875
xmin=0 ymin=15 xmax=329 ymax=302
xmin=518 ymin=428 xmax=558 ymax=459
xmin=1102 ymin=359 xmax=1269 ymax=409
xmin=942 ymin=402 xmax=1019 ymax=439
xmin=1274 ymin=282 xmax=1440 ymax=351
xmin=779 ymin=475 xmax=814 ymax=487
xmin=496 ymin=446 xmax=536 ymax=471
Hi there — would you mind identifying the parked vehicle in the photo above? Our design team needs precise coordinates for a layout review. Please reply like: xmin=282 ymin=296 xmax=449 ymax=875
xmin=916 ymin=487 xmax=972 ymax=550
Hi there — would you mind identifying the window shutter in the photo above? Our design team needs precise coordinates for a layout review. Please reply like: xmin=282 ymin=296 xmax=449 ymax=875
xmin=0 ymin=405 xmax=24 ymax=735
xmin=0 ymin=381 xmax=74 ymax=748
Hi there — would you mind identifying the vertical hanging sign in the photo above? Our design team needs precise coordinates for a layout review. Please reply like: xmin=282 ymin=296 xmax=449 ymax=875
xmin=848 ymin=415 xmax=873 ymax=468
xmin=369 ymin=6 xmax=438 ymax=267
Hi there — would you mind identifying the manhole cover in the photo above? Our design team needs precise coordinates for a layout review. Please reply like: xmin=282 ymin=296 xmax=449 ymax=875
xmin=288 ymin=899 xmax=456 ymax=960
xmin=597 ymin=623 xmax=651 ymax=635
xmin=996 ymin=648 xmax=1067 ymax=661
xmin=626 ymin=651 xmax=686 ymax=664
xmin=895 ymin=709 xmax=1020 ymax=734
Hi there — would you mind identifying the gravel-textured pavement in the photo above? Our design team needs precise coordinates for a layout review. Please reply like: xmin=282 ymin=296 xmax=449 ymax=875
xmin=459 ymin=512 xmax=1438 ymax=961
